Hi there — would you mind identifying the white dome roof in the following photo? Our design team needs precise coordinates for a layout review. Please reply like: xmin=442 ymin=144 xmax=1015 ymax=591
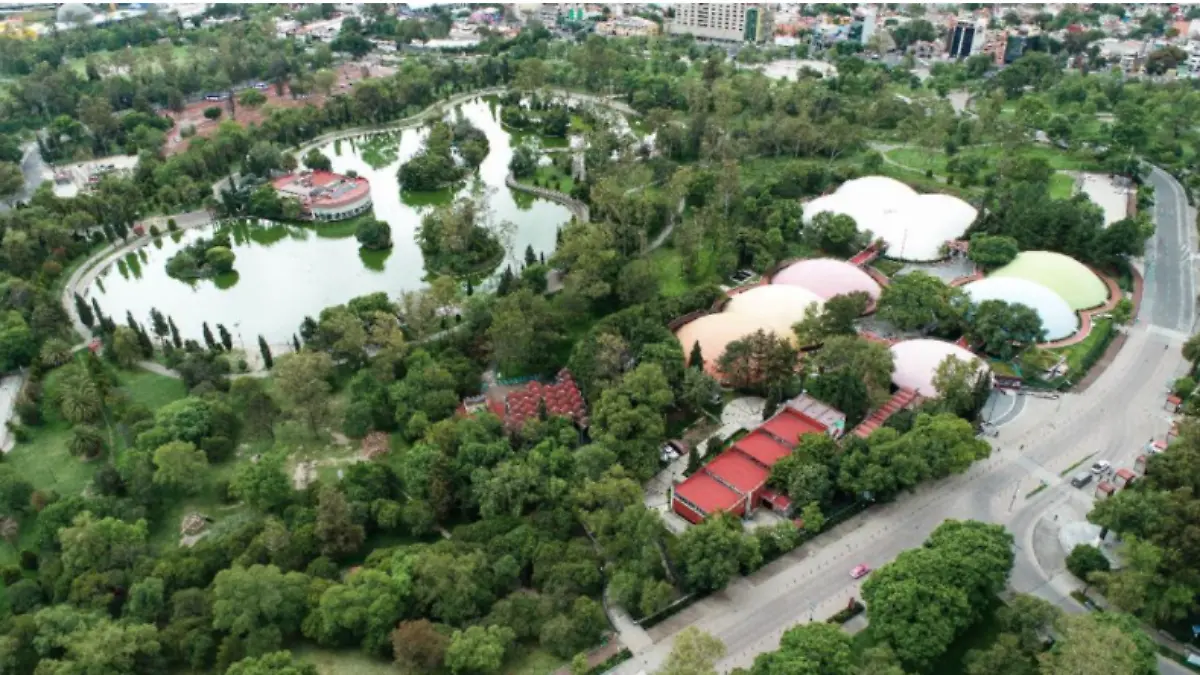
xmin=803 ymin=176 xmax=977 ymax=262
xmin=890 ymin=339 xmax=986 ymax=397
xmin=964 ymin=277 xmax=1078 ymax=341
xmin=725 ymin=285 xmax=825 ymax=327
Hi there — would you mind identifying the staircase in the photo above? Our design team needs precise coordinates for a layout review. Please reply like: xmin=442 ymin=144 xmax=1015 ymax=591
xmin=851 ymin=388 xmax=921 ymax=439
xmin=849 ymin=243 xmax=881 ymax=267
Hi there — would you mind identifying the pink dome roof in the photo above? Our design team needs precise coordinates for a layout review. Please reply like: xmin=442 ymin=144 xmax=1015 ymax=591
xmin=772 ymin=258 xmax=882 ymax=301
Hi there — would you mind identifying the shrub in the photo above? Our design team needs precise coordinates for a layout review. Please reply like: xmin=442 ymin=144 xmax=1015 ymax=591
xmin=167 ymin=218 xmax=178 ymax=231
xmin=0 ymin=565 xmax=22 ymax=585
xmin=203 ymin=106 xmax=222 ymax=120
xmin=1066 ymin=544 xmax=1111 ymax=583
xmin=149 ymin=225 xmax=160 ymax=237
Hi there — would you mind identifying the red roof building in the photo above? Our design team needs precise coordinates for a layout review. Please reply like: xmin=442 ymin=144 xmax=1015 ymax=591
xmin=671 ymin=394 xmax=843 ymax=524
xmin=271 ymin=170 xmax=373 ymax=222
xmin=673 ymin=473 xmax=746 ymax=524
xmin=732 ymin=431 xmax=792 ymax=468
xmin=458 ymin=369 xmax=588 ymax=432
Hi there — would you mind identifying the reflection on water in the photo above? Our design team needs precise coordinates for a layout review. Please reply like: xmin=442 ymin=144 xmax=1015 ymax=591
xmin=86 ymin=98 xmax=575 ymax=344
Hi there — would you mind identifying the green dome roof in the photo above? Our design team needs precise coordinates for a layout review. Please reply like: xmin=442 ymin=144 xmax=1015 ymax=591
xmin=989 ymin=251 xmax=1108 ymax=310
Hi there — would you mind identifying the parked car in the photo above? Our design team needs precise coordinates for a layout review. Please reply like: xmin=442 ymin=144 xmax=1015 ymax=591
xmin=1071 ymin=471 xmax=1093 ymax=488
xmin=1091 ymin=460 xmax=1111 ymax=475
xmin=850 ymin=564 xmax=871 ymax=579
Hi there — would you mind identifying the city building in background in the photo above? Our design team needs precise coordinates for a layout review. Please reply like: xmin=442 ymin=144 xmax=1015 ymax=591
xmin=667 ymin=3 xmax=772 ymax=43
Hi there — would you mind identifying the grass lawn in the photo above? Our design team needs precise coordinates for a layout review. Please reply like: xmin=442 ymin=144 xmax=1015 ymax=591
xmin=4 ymin=421 xmax=96 ymax=499
xmin=534 ymin=164 xmax=575 ymax=194
xmin=1048 ymin=172 xmax=1076 ymax=200
xmin=293 ymin=646 xmax=400 ymax=675
xmin=116 ymin=369 xmax=187 ymax=410
xmin=887 ymin=147 xmax=948 ymax=174
xmin=1053 ymin=318 xmax=1114 ymax=375
xmin=647 ymin=247 xmax=694 ymax=298
xmin=506 ymin=647 xmax=564 ymax=675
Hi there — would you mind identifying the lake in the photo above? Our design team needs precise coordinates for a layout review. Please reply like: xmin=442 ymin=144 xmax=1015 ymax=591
xmin=85 ymin=97 xmax=574 ymax=345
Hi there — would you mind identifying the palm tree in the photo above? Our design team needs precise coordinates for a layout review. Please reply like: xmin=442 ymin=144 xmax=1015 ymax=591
xmin=1183 ymin=332 xmax=1200 ymax=371
xmin=68 ymin=425 xmax=105 ymax=460
xmin=56 ymin=369 xmax=101 ymax=424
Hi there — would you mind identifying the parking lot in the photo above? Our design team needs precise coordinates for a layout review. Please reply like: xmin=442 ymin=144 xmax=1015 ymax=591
xmin=51 ymin=155 xmax=139 ymax=197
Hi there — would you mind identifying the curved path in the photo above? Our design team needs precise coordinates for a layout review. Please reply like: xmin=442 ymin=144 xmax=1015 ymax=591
xmin=610 ymin=165 xmax=1196 ymax=674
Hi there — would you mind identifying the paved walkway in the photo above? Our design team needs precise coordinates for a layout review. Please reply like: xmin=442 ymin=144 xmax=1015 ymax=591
xmin=0 ymin=373 xmax=25 ymax=453
xmin=60 ymin=209 xmax=214 ymax=343
xmin=1041 ymin=267 xmax=1126 ymax=349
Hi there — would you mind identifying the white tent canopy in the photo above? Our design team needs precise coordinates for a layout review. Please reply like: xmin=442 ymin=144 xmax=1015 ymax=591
xmin=804 ymin=176 xmax=977 ymax=262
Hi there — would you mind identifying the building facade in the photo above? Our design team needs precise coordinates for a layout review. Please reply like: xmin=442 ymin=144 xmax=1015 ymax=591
xmin=671 ymin=394 xmax=845 ymax=524
xmin=666 ymin=3 xmax=772 ymax=43
xmin=946 ymin=17 xmax=987 ymax=59
xmin=271 ymin=170 xmax=373 ymax=222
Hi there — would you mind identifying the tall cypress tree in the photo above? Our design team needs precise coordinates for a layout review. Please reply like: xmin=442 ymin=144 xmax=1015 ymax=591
xmin=168 ymin=317 xmax=183 ymax=349
xmin=258 ymin=335 xmax=274 ymax=369
xmin=202 ymin=322 xmax=218 ymax=352
xmin=217 ymin=324 xmax=233 ymax=352
xmin=74 ymin=293 xmax=94 ymax=328
xmin=524 ymin=244 xmax=537 ymax=266
xmin=292 ymin=334 xmax=301 ymax=352
xmin=148 ymin=308 xmax=169 ymax=341
xmin=689 ymin=341 xmax=704 ymax=369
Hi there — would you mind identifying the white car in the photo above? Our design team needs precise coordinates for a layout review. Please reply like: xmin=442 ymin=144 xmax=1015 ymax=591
xmin=1091 ymin=460 xmax=1111 ymax=475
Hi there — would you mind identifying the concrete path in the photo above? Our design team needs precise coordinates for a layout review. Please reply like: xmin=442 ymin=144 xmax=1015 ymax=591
xmin=0 ymin=373 xmax=25 ymax=453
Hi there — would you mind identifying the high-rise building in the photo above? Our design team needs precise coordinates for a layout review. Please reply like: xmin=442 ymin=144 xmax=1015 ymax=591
xmin=946 ymin=17 xmax=987 ymax=59
xmin=666 ymin=3 xmax=772 ymax=43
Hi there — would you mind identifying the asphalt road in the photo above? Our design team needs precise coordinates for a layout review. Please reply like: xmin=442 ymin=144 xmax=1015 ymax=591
xmin=613 ymin=169 xmax=1197 ymax=675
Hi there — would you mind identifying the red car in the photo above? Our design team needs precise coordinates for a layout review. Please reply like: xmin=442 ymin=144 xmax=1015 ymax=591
xmin=850 ymin=564 xmax=871 ymax=579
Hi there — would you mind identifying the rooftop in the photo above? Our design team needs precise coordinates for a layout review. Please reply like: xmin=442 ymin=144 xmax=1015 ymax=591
xmin=271 ymin=170 xmax=370 ymax=209
xmin=502 ymin=369 xmax=588 ymax=429
xmin=674 ymin=473 xmax=744 ymax=516
xmin=706 ymin=450 xmax=771 ymax=495
xmin=760 ymin=409 xmax=827 ymax=448
xmin=732 ymin=430 xmax=793 ymax=468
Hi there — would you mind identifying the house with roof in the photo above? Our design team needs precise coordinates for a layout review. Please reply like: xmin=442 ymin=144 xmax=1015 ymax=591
xmin=671 ymin=394 xmax=845 ymax=524
xmin=271 ymin=170 xmax=373 ymax=222
xmin=459 ymin=369 xmax=588 ymax=432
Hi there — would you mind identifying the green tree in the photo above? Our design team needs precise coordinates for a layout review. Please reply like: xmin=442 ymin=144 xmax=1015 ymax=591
xmin=659 ymin=627 xmax=725 ymax=675
xmin=152 ymin=440 xmax=209 ymax=495
xmin=231 ymin=457 xmax=292 ymax=512
xmin=273 ymin=351 xmax=334 ymax=435
xmin=488 ymin=289 xmax=562 ymax=376
xmin=0 ymin=466 xmax=33 ymax=513
xmin=964 ymin=633 xmax=1037 ymax=675
xmin=688 ymin=340 xmax=704 ymax=369
xmin=445 ymin=625 xmax=515 ymax=675
xmin=800 ymin=502 xmax=826 ymax=534
xmin=226 ymin=650 xmax=318 ymax=675
xmin=717 ymin=330 xmax=799 ymax=395
xmin=315 ymin=485 xmax=365 ymax=559
xmin=213 ymin=565 xmax=310 ymax=656
xmin=877 ymin=271 xmax=965 ymax=334
xmin=58 ymin=513 xmax=149 ymax=579
xmin=111 ymin=326 xmax=143 ymax=367
xmin=392 ymin=619 xmax=450 ymax=672
xmin=257 ymin=335 xmax=274 ymax=369
xmin=590 ymin=364 xmax=675 ymax=479
xmin=679 ymin=368 xmax=721 ymax=415
xmin=123 ymin=576 xmax=165 ymax=624
xmin=930 ymin=354 xmax=990 ymax=418
xmin=302 ymin=148 xmax=333 ymax=172
xmin=355 ymin=217 xmax=393 ymax=250
xmin=230 ymin=377 xmax=280 ymax=439
xmin=1039 ymin=612 xmax=1157 ymax=675
xmin=810 ymin=335 xmax=895 ymax=404
xmin=966 ymin=300 xmax=1045 ymax=359
xmin=1066 ymin=544 xmax=1111 ymax=584
xmin=676 ymin=514 xmax=762 ymax=592
xmin=749 ymin=622 xmax=853 ymax=675
xmin=67 ymin=425 xmax=106 ymax=459
xmin=205 ymin=246 xmax=236 ymax=274
xmin=968 ymin=234 xmax=1020 ymax=269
